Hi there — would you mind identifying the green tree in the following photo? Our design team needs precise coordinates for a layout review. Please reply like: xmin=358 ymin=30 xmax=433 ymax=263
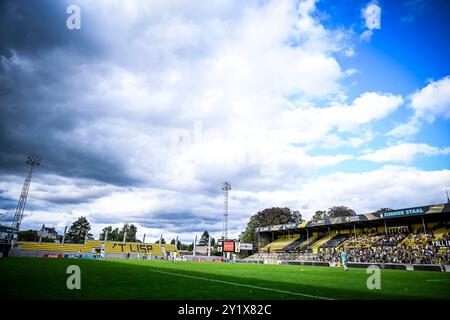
xmin=240 ymin=207 xmax=302 ymax=246
xmin=66 ymin=216 xmax=93 ymax=244
xmin=118 ymin=224 xmax=138 ymax=242
xmin=155 ymin=237 xmax=166 ymax=244
xmin=199 ymin=230 xmax=214 ymax=246
xmin=327 ymin=206 xmax=356 ymax=218
xmin=291 ymin=210 xmax=303 ymax=223
xmin=41 ymin=237 xmax=55 ymax=243
xmin=312 ymin=210 xmax=327 ymax=221
xmin=99 ymin=226 xmax=116 ymax=241
xmin=17 ymin=229 xmax=38 ymax=241
xmin=375 ymin=208 xmax=393 ymax=214
xmin=170 ymin=239 xmax=182 ymax=247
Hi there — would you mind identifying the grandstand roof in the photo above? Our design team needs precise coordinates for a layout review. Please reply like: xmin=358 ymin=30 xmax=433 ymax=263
xmin=255 ymin=203 xmax=450 ymax=233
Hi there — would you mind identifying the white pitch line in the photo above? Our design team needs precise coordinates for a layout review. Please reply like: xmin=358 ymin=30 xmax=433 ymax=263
xmin=150 ymin=268 xmax=334 ymax=300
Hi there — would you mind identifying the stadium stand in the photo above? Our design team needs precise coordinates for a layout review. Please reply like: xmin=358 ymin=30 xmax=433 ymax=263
xmin=16 ymin=240 xmax=174 ymax=257
xmin=261 ymin=234 xmax=301 ymax=251
xmin=310 ymin=234 xmax=334 ymax=252
xmin=295 ymin=234 xmax=320 ymax=251
xmin=320 ymin=234 xmax=349 ymax=248
xmin=282 ymin=236 xmax=306 ymax=251
xmin=248 ymin=203 xmax=450 ymax=265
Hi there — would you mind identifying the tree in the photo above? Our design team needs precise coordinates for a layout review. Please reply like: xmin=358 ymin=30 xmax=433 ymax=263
xmin=118 ymin=224 xmax=138 ymax=242
xmin=41 ymin=237 xmax=55 ymax=243
xmin=291 ymin=210 xmax=303 ymax=223
xmin=17 ymin=229 xmax=38 ymax=242
xmin=375 ymin=208 xmax=393 ymax=214
xmin=66 ymin=217 xmax=93 ymax=244
xmin=179 ymin=242 xmax=191 ymax=250
xmin=199 ymin=230 xmax=214 ymax=246
xmin=155 ymin=237 xmax=166 ymax=244
xmin=327 ymin=206 xmax=356 ymax=218
xmin=100 ymin=224 xmax=137 ymax=242
xmin=99 ymin=226 xmax=117 ymax=241
xmin=170 ymin=239 xmax=182 ymax=248
xmin=240 ymin=207 xmax=302 ymax=245
xmin=312 ymin=210 xmax=327 ymax=221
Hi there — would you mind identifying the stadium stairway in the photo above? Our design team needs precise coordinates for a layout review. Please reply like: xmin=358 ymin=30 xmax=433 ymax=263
xmin=282 ymin=237 xmax=306 ymax=251
xmin=310 ymin=234 xmax=333 ymax=253
xmin=320 ymin=234 xmax=349 ymax=249
xmin=295 ymin=234 xmax=319 ymax=250
xmin=262 ymin=234 xmax=301 ymax=251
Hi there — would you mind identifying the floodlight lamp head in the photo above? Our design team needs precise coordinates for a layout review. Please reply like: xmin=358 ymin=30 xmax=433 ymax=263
xmin=26 ymin=153 xmax=41 ymax=167
xmin=222 ymin=181 xmax=231 ymax=191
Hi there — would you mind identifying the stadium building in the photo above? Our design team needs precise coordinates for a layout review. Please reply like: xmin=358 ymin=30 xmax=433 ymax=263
xmin=246 ymin=203 xmax=450 ymax=271
xmin=4 ymin=239 xmax=180 ymax=260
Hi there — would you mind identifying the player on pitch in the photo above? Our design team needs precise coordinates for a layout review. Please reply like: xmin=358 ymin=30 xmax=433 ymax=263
xmin=341 ymin=250 xmax=348 ymax=271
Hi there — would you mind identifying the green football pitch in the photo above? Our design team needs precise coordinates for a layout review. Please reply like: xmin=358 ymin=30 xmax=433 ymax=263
xmin=1 ymin=258 xmax=449 ymax=300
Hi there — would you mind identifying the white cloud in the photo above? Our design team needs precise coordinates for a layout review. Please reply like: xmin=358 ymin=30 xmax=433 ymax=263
xmin=297 ymin=166 xmax=450 ymax=217
xmin=410 ymin=76 xmax=450 ymax=120
xmin=360 ymin=30 xmax=373 ymax=42
xmin=387 ymin=76 xmax=450 ymax=138
xmin=4 ymin=165 xmax=449 ymax=242
xmin=387 ymin=119 xmax=421 ymax=138
xmin=358 ymin=143 xmax=450 ymax=164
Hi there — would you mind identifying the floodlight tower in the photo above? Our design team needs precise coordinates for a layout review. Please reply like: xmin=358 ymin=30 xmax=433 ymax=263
xmin=10 ymin=153 xmax=41 ymax=241
xmin=222 ymin=181 xmax=231 ymax=240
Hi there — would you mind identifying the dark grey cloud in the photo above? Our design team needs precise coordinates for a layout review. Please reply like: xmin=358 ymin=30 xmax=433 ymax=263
xmin=0 ymin=0 xmax=102 ymax=57
xmin=0 ymin=0 xmax=145 ymax=187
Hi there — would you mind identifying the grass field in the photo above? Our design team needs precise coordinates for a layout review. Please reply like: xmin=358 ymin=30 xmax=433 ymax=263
xmin=1 ymin=258 xmax=449 ymax=300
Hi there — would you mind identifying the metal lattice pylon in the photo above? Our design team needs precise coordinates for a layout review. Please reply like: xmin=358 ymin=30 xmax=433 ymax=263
xmin=222 ymin=181 xmax=231 ymax=240
xmin=10 ymin=154 xmax=41 ymax=237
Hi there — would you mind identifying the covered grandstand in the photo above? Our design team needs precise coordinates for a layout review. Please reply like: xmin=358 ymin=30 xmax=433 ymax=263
xmin=9 ymin=240 xmax=179 ymax=260
xmin=247 ymin=203 xmax=450 ymax=270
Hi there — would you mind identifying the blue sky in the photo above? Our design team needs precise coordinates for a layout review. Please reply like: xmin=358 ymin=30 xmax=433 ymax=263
xmin=0 ymin=0 xmax=449 ymax=242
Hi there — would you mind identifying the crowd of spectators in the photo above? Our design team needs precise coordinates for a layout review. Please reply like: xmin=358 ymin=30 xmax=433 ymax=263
xmin=316 ymin=232 xmax=450 ymax=265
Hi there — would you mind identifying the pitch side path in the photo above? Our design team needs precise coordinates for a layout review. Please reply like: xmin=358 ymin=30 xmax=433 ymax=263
xmin=1 ymin=258 xmax=449 ymax=300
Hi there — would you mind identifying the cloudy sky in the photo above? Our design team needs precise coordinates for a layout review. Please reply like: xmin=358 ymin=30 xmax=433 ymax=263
xmin=1 ymin=0 xmax=450 ymax=243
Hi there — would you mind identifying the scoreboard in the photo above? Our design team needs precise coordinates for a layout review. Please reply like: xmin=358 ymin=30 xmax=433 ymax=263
xmin=217 ymin=240 xmax=253 ymax=253
xmin=223 ymin=241 xmax=235 ymax=252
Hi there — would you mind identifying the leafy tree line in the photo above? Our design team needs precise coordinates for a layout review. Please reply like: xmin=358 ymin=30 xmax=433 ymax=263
xmin=99 ymin=223 xmax=138 ymax=242
xmin=311 ymin=206 xmax=356 ymax=221
xmin=240 ymin=207 xmax=302 ymax=246
xmin=311 ymin=206 xmax=393 ymax=221
xmin=17 ymin=229 xmax=54 ymax=242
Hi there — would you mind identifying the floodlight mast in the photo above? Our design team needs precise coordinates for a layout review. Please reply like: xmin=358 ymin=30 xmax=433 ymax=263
xmin=10 ymin=153 xmax=41 ymax=242
xmin=222 ymin=181 xmax=231 ymax=240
